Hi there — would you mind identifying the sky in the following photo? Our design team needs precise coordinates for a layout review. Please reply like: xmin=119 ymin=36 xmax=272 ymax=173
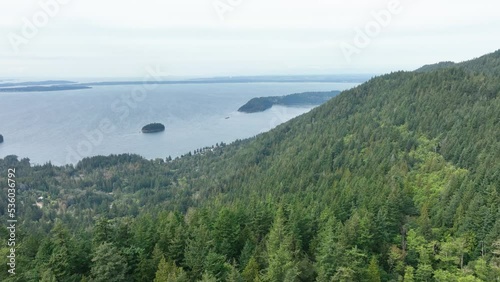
xmin=0 ymin=0 xmax=499 ymax=78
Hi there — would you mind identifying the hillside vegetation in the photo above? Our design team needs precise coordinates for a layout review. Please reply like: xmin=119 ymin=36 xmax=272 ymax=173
xmin=0 ymin=50 xmax=499 ymax=281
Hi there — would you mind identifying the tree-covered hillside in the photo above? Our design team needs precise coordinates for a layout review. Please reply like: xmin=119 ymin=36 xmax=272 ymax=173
xmin=416 ymin=49 xmax=500 ymax=76
xmin=0 ymin=50 xmax=499 ymax=282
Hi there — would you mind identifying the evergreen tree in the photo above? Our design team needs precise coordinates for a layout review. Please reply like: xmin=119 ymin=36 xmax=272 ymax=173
xmin=366 ymin=256 xmax=381 ymax=282
xmin=226 ymin=262 xmax=244 ymax=282
xmin=199 ymin=272 xmax=217 ymax=282
xmin=93 ymin=217 xmax=111 ymax=246
xmin=242 ymin=256 xmax=260 ymax=282
xmin=263 ymin=207 xmax=299 ymax=282
xmin=40 ymin=269 xmax=57 ymax=282
xmin=154 ymin=256 xmax=188 ymax=282
xmin=90 ymin=243 xmax=127 ymax=282
xmin=315 ymin=216 xmax=342 ymax=282
xmin=185 ymin=224 xmax=212 ymax=279
xmin=48 ymin=222 xmax=73 ymax=281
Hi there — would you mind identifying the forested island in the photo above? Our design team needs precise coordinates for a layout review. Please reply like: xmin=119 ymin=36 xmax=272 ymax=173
xmin=0 ymin=134 xmax=3 ymax=143
xmin=0 ymin=50 xmax=499 ymax=281
xmin=142 ymin=123 xmax=165 ymax=133
xmin=238 ymin=90 xmax=341 ymax=113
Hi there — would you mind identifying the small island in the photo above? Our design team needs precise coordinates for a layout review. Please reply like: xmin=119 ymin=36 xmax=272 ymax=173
xmin=0 ymin=134 xmax=3 ymax=143
xmin=141 ymin=123 xmax=165 ymax=133
xmin=238 ymin=90 xmax=341 ymax=113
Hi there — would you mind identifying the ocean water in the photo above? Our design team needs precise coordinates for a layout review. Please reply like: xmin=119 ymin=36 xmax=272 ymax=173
xmin=0 ymin=82 xmax=358 ymax=165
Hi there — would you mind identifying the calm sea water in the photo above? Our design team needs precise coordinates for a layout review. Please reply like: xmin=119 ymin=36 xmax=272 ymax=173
xmin=0 ymin=82 xmax=358 ymax=165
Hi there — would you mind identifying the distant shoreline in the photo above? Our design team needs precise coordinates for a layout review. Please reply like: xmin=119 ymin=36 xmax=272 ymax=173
xmin=0 ymin=75 xmax=371 ymax=93
xmin=82 ymin=75 xmax=371 ymax=86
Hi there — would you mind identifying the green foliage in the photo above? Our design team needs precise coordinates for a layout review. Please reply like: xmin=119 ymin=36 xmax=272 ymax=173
xmin=367 ymin=256 xmax=381 ymax=282
xmin=90 ymin=243 xmax=127 ymax=282
xmin=154 ymin=256 xmax=188 ymax=282
xmin=263 ymin=207 xmax=300 ymax=282
xmin=315 ymin=215 xmax=343 ymax=282
xmin=0 ymin=50 xmax=499 ymax=281
xmin=403 ymin=266 xmax=415 ymax=282
xmin=242 ymin=256 xmax=260 ymax=282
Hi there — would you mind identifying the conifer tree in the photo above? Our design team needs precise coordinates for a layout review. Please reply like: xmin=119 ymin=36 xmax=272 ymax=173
xmin=315 ymin=216 xmax=341 ymax=282
xmin=263 ymin=206 xmax=299 ymax=282
xmin=154 ymin=256 xmax=188 ymax=282
xmin=242 ymin=256 xmax=260 ymax=282
xmin=366 ymin=256 xmax=381 ymax=282
xmin=90 ymin=242 xmax=127 ymax=282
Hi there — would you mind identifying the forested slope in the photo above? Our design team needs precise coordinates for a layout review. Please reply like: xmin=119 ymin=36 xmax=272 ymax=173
xmin=0 ymin=50 xmax=499 ymax=281
xmin=416 ymin=49 xmax=500 ymax=76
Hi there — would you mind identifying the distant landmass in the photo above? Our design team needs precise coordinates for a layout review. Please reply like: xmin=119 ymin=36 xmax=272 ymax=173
xmin=0 ymin=134 xmax=3 ymax=143
xmin=0 ymin=75 xmax=371 ymax=93
xmin=1 ymin=49 xmax=499 ymax=282
xmin=0 ymin=80 xmax=76 ymax=88
xmin=238 ymin=90 xmax=341 ymax=113
xmin=0 ymin=85 xmax=91 ymax=92
xmin=82 ymin=75 xmax=371 ymax=86
xmin=142 ymin=123 xmax=165 ymax=133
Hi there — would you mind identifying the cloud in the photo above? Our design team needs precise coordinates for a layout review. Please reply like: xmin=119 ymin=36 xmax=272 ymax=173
xmin=0 ymin=0 xmax=499 ymax=77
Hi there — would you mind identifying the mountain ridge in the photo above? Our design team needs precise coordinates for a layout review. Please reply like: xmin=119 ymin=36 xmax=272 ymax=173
xmin=0 ymin=50 xmax=499 ymax=281
xmin=415 ymin=49 xmax=500 ymax=76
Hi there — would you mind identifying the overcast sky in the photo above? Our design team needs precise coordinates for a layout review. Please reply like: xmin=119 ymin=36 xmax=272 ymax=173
xmin=0 ymin=0 xmax=499 ymax=78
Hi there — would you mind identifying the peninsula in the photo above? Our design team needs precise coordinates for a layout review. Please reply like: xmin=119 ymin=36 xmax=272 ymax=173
xmin=238 ymin=90 xmax=341 ymax=113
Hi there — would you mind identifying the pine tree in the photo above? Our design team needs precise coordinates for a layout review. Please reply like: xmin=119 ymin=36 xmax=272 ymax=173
xmin=40 ymin=269 xmax=57 ymax=282
xmin=90 ymin=242 xmax=127 ymax=282
xmin=226 ymin=262 xmax=243 ymax=282
xmin=204 ymin=252 xmax=228 ymax=281
xmin=48 ymin=222 xmax=72 ymax=281
xmin=263 ymin=207 xmax=299 ymax=282
xmin=154 ymin=256 xmax=188 ymax=282
xmin=213 ymin=208 xmax=241 ymax=260
xmin=199 ymin=272 xmax=217 ymax=282
xmin=315 ymin=216 xmax=341 ymax=282
xmin=239 ymin=240 xmax=255 ymax=271
xmin=242 ymin=256 xmax=260 ymax=282
xmin=366 ymin=256 xmax=381 ymax=282
xmin=93 ymin=217 xmax=111 ymax=246
xmin=185 ymin=224 xmax=212 ymax=279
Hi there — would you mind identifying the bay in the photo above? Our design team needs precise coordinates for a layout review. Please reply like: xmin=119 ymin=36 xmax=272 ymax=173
xmin=0 ymin=82 xmax=358 ymax=165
